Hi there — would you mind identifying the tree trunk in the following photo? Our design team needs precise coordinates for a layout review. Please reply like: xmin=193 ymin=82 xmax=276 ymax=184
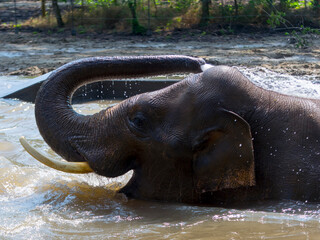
xmin=128 ymin=0 xmax=145 ymax=34
xmin=313 ymin=0 xmax=320 ymax=15
xmin=234 ymin=0 xmax=238 ymax=16
xmin=280 ymin=0 xmax=287 ymax=12
xmin=267 ymin=0 xmax=274 ymax=13
xmin=41 ymin=0 xmax=46 ymax=17
xmin=200 ymin=0 xmax=211 ymax=26
xmin=52 ymin=0 xmax=64 ymax=28
xmin=128 ymin=0 xmax=138 ymax=33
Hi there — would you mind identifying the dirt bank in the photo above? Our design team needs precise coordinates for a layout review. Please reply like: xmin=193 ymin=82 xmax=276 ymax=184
xmin=0 ymin=31 xmax=319 ymax=78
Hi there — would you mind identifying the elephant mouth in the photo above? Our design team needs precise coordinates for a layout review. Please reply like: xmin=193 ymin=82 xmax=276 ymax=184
xmin=20 ymin=136 xmax=94 ymax=174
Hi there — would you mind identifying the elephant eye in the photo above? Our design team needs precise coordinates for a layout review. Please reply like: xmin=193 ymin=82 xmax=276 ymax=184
xmin=132 ymin=115 xmax=146 ymax=129
xmin=129 ymin=112 xmax=149 ymax=136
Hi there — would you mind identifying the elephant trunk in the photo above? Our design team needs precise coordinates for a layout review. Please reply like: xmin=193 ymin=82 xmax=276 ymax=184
xmin=35 ymin=55 xmax=205 ymax=172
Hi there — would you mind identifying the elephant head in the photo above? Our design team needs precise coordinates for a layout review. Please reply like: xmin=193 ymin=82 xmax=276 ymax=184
xmin=23 ymin=55 xmax=255 ymax=203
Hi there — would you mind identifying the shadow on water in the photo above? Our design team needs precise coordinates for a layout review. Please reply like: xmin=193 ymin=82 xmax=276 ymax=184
xmin=1 ymin=67 xmax=320 ymax=239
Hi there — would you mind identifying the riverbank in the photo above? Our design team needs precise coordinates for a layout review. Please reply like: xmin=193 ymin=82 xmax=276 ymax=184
xmin=1 ymin=30 xmax=319 ymax=78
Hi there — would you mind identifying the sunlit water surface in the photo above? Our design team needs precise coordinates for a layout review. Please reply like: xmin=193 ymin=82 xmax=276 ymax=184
xmin=1 ymin=67 xmax=320 ymax=239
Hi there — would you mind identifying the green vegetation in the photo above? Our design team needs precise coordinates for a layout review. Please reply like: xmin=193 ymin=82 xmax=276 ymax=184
xmin=19 ymin=0 xmax=320 ymax=35
xmin=285 ymin=25 xmax=320 ymax=48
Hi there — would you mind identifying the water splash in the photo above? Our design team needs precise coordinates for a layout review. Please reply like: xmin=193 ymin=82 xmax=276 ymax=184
xmin=239 ymin=66 xmax=320 ymax=98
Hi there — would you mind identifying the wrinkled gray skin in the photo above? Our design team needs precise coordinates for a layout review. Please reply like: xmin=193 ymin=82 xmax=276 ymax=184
xmin=35 ymin=55 xmax=320 ymax=204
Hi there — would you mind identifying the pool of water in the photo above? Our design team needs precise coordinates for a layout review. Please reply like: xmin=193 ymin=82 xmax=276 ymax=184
xmin=1 ymin=68 xmax=320 ymax=239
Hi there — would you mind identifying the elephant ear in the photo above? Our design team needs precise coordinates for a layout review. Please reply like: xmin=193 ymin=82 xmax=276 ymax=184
xmin=192 ymin=110 xmax=255 ymax=194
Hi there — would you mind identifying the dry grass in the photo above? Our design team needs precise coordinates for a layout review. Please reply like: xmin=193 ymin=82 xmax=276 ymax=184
xmin=20 ymin=4 xmax=203 ymax=33
xmin=22 ymin=6 xmax=133 ymax=32
xmin=20 ymin=3 xmax=320 ymax=34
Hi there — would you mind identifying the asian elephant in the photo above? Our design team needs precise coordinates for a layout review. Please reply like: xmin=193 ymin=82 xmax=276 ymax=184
xmin=22 ymin=55 xmax=320 ymax=204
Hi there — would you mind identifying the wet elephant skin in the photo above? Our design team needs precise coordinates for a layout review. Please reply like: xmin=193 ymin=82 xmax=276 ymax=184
xmin=34 ymin=55 xmax=320 ymax=204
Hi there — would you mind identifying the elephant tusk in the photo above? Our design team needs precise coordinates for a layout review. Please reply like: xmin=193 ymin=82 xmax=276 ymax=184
xmin=19 ymin=136 xmax=94 ymax=174
xmin=201 ymin=64 xmax=214 ymax=72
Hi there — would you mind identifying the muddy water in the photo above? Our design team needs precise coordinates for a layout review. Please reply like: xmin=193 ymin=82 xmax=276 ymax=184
xmin=1 ymin=68 xmax=320 ymax=239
